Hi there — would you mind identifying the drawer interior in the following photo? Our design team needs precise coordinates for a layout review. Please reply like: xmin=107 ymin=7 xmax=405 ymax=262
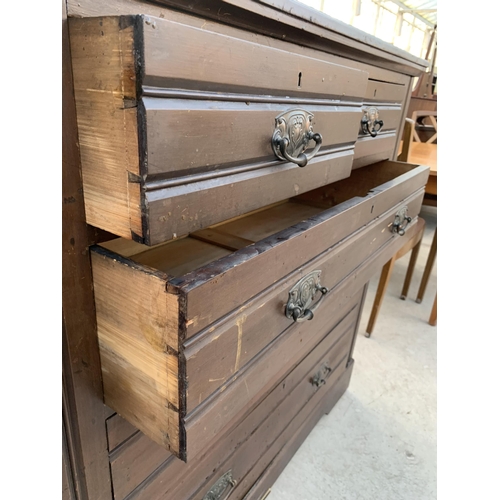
xmin=100 ymin=160 xmax=418 ymax=276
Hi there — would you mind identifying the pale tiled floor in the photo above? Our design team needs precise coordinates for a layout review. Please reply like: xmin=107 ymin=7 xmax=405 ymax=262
xmin=268 ymin=205 xmax=437 ymax=500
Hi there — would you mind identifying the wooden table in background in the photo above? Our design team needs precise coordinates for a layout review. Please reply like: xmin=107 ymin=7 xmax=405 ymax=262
xmin=408 ymin=142 xmax=437 ymax=325
xmin=409 ymin=142 xmax=437 ymax=199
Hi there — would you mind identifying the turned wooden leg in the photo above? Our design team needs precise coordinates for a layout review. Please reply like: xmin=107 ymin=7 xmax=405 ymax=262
xmin=429 ymin=293 xmax=437 ymax=326
xmin=417 ymin=228 xmax=437 ymax=304
xmin=400 ymin=234 xmax=423 ymax=300
xmin=366 ymin=257 xmax=396 ymax=338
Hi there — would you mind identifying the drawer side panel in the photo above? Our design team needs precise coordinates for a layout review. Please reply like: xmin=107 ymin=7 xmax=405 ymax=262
xmin=68 ymin=16 xmax=143 ymax=239
xmin=91 ymin=249 xmax=182 ymax=457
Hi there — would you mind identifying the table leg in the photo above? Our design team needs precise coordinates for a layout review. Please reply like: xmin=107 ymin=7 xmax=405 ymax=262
xmin=416 ymin=228 xmax=437 ymax=304
xmin=366 ymin=257 xmax=396 ymax=338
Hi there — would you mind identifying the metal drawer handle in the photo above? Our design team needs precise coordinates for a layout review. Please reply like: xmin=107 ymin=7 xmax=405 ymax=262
xmin=361 ymin=107 xmax=384 ymax=137
xmin=285 ymin=270 xmax=329 ymax=323
xmin=392 ymin=206 xmax=412 ymax=236
xmin=202 ymin=470 xmax=237 ymax=500
xmin=272 ymin=108 xmax=323 ymax=167
xmin=311 ymin=363 xmax=332 ymax=388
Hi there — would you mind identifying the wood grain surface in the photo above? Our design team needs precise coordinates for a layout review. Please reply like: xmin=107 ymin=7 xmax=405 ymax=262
xmin=91 ymin=249 xmax=182 ymax=457
xmin=178 ymin=162 xmax=429 ymax=338
xmin=68 ymin=16 xmax=142 ymax=240
xmin=63 ymin=3 xmax=113 ymax=498
xmin=142 ymin=15 xmax=368 ymax=98
xmin=182 ymin=192 xmax=424 ymax=413
xmin=111 ymin=293 xmax=361 ymax=499
xmin=67 ymin=0 xmax=425 ymax=78
xmin=144 ymin=99 xmax=362 ymax=178
xmin=64 ymin=1 xmax=428 ymax=497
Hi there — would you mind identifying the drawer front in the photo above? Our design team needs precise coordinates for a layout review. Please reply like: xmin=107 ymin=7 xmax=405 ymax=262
xmin=141 ymin=16 xmax=367 ymax=98
xmin=184 ymin=289 xmax=361 ymax=460
xmin=193 ymin=327 xmax=355 ymax=500
xmin=145 ymin=150 xmax=354 ymax=245
xmin=109 ymin=293 xmax=361 ymax=500
xmin=144 ymin=99 xmax=362 ymax=178
xmin=353 ymin=79 xmax=411 ymax=168
xmin=239 ymin=363 xmax=354 ymax=500
xmin=183 ymin=190 xmax=424 ymax=414
xmin=100 ymin=216 xmax=423 ymax=498
xmin=91 ymin=160 xmax=429 ymax=461
xmin=69 ymin=15 xmax=369 ymax=245
xmin=178 ymin=163 xmax=429 ymax=339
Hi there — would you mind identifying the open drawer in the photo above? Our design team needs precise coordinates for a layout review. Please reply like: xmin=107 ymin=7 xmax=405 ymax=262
xmin=91 ymin=160 xmax=429 ymax=460
xmin=69 ymin=15 xmax=368 ymax=245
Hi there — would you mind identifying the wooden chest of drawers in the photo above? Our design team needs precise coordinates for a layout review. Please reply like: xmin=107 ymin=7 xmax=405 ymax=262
xmin=62 ymin=1 xmax=429 ymax=499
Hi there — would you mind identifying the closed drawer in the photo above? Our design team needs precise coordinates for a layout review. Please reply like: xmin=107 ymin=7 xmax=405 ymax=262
xmin=353 ymin=79 xmax=409 ymax=168
xmin=68 ymin=15 xmax=369 ymax=245
xmin=106 ymin=293 xmax=362 ymax=500
xmin=193 ymin=314 xmax=357 ymax=500
xmin=91 ymin=159 xmax=429 ymax=460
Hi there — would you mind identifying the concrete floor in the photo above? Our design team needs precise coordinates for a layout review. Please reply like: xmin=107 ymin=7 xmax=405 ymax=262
xmin=268 ymin=206 xmax=437 ymax=500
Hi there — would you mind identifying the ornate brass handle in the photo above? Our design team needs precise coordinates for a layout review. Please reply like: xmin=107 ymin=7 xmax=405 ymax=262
xmin=285 ymin=270 xmax=329 ymax=323
xmin=202 ymin=470 xmax=237 ymax=500
xmin=272 ymin=109 xmax=323 ymax=167
xmin=361 ymin=107 xmax=384 ymax=137
xmin=392 ymin=206 xmax=412 ymax=236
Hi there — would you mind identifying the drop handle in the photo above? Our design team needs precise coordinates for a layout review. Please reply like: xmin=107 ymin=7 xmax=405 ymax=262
xmin=285 ymin=270 xmax=329 ymax=323
xmin=392 ymin=206 xmax=412 ymax=236
xmin=202 ymin=470 xmax=237 ymax=500
xmin=272 ymin=108 xmax=323 ymax=167
xmin=311 ymin=363 xmax=333 ymax=387
xmin=361 ymin=106 xmax=384 ymax=137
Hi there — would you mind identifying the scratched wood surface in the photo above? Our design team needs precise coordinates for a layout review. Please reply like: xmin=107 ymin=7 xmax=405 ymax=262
xmin=177 ymin=161 xmax=429 ymax=339
xmin=188 ymin=318 xmax=356 ymax=500
xmin=67 ymin=0 xmax=426 ymax=79
xmin=97 ymin=160 xmax=428 ymax=327
xmin=91 ymin=249 xmax=183 ymax=457
xmin=90 ymin=161 xmax=427 ymax=462
xmin=67 ymin=13 xmax=371 ymax=245
xmin=64 ymin=1 xmax=427 ymax=498
xmin=106 ymin=294 xmax=362 ymax=500
xmin=182 ymin=192 xmax=424 ymax=414
xmin=238 ymin=361 xmax=355 ymax=500
xmin=62 ymin=2 xmax=114 ymax=498
xmin=96 ymin=207 xmax=426 ymax=500
xmin=68 ymin=16 xmax=142 ymax=241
